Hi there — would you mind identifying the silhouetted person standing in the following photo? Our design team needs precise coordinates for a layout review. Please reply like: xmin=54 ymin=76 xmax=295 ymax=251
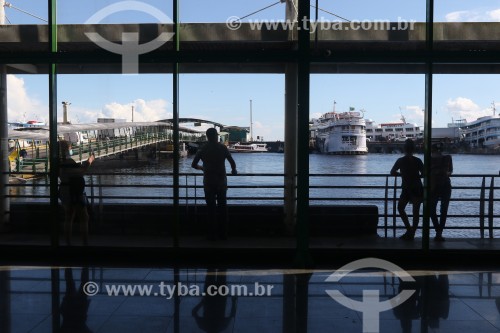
xmin=192 ymin=128 xmax=237 ymax=240
xmin=390 ymin=139 xmax=424 ymax=240
xmin=430 ymin=143 xmax=453 ymax=241
xmin=58 ymin=140 xmax=95 ymax=246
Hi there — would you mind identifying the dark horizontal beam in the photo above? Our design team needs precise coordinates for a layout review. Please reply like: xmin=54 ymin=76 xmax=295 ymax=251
xmin=2 ymin=23 xmax=500 ymax=74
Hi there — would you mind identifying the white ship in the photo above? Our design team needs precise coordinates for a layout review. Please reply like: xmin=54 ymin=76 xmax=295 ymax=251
xmin=365 ymin=115 xmax=423 ymax=142
xmin=446 ymin=103 xmax=500 ymax=150
xmin=455 ymin=117 xmax=500 ymax=150
xmin=228 ymin=142 xmax=269 ymax=153
xmin=311 ymin=108 xmax=368 ymax=155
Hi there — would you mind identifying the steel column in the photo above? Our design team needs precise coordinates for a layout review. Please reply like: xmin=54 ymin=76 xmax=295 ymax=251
xmin=295 ymin=0 xmax=311 ymax=267
xmin=0 ymin=66 xmax=8 ymax=226
xmin=49 ymin=0 xmax=59 ymax=247
xmin=284 ymin=64 xmax=297 ymax=234
xmin=172 ymin=0 xmax=180 ymax=247
xmin=422 ymin=0 xmax=435 ymax=250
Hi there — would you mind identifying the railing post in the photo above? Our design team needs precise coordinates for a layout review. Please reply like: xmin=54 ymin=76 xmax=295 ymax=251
xmin=392 ymin=176 xmax=398 ymax=238
xmin=488 ymin=177 xmax=494 ymax=239
xmin=480 ymin=176 xmax=485 ymax=239
xmin=98 ymin=174 xmax=103 ymax=226
xmin=384 ymin=176 xmax=389 ymax=238
xmin=193 ymin=174 xmax=198 ymax=226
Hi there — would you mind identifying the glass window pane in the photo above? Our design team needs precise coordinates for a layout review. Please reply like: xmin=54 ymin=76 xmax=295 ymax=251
xmin=181 ymin=0 xmax=285 ymax=22
xmin=180 ymin=72 xmax=285 ymax=239
xmin=0 ymin=0 xmax=48 ymax=52
xmin=313 ymin=0 xmax=425 ymax=41
xmin=433 ymin=74 xmax=500 ymax=238
xmin=436 ymin=1 xmax=500 ymax=23
xmin=58 ymin=0 xmax=173 ymax=24
xmin=5 ymin=73 xmax=50 ymax=246
xmin=55 ymin=73 xmax=173 ymax=246
xmin=2 ymin=1 xmax=47 ymax=24
xmin=310 ymin=73 xmax=425 ymax=241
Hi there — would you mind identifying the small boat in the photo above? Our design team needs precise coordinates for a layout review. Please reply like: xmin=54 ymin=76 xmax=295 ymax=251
xmin=228 ymin=142 xmax=269 ymax=153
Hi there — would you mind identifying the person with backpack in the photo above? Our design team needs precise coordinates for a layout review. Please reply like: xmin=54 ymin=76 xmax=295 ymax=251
xmin=58 ymin=140 xmax=95 ymax=246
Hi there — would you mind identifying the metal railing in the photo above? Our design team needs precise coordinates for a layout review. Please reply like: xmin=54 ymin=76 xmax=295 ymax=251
xmin=9 ymin=132 xmax=202 ymax=175
xmin=5 ymin=172 xmax=499 ymax=238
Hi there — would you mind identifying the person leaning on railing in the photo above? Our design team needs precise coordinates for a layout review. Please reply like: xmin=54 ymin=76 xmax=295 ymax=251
xmin=58 ymin=140 xmax=95 ymax=246
xmin=430 ymin=143 xmax=453 ymax=242
xmin=191 ymin=128 xmax=237 ymax=241
xmin=390 ymin=139 xmax=424 ymax=241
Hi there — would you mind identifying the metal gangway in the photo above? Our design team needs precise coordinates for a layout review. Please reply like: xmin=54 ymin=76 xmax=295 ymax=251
xmin=7 ymin=121 xmax=204 ymax=178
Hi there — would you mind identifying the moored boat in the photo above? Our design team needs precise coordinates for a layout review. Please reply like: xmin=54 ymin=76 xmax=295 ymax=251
xmin=458 ymin=115 xmax=500 ymax=150
xmin=311 ymin=108 xmax=368 ymax=155
xmin=365 ymin=116 xmax=423 ymax=142
xmin=228 ymin=142 xmax=269 ymax=153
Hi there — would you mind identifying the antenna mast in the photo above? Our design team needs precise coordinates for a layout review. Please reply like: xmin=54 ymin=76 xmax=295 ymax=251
xmin=2 ymin=1 xmax=48 ymax=23
xmin=0 ymin=1 xmax=5 ymax=25
xmin=399 ymin=107 xmax=407 ymax=124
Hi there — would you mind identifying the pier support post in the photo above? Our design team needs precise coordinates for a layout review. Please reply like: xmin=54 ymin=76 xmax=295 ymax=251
xmin=284 ymin=63 xmax=298 ymax=235
xmin=0 ymin=65 xmax=9 ymax=226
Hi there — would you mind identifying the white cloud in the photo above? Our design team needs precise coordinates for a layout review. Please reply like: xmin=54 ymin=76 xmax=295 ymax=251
xmin=100 ymin=99 xmax=172 ymax=123
xmin=388 ymin=106 xmax=424 ymax=126
xmin=57 ymin=98 xmax=172 ymax=124
xmin=445 ymin=11 xmax=466 ymax=22
xmin=488 ymin=9 xmax=500 ymax=21
xmin=250 ymin=121 xmax=284 ymax=141
xmin=445 ymin=8 xmax=500 ymax=22
xmin=7 ymin=75 xmax=173 ymax=125
xmin=7 ymin=75 xmax=47 ymax=123
xmin=403 ymin=105 xmax=425 ymax=125
xmin=445 ymin=97 xmax=494 ymax=121
xmin=310 ymin=112 xmax=323 ymax=120
xmin=60 ymin=105 xmax=101 ymax=124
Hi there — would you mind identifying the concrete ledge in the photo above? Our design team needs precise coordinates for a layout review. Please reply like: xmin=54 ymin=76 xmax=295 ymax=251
xmin=309 ymin=205 xmax=379 ymax=236
xmin=9 ymin=203 xmax=379 ymax=237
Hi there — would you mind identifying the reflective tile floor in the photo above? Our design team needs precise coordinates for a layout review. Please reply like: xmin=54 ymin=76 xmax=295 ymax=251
xmin=2 ymin=263 xmax=500 ymax=333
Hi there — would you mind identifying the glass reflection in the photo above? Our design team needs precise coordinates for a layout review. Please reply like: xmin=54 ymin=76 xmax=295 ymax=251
xmin=394 ymin=274 xmax=449 ymax=332
xmin=192 ymin=269 xmax=237 ymax=333
xmin=2 ymin=268 xmax=500 ymax=332
xmin=60 ymin=268 xmax=92 ymax=333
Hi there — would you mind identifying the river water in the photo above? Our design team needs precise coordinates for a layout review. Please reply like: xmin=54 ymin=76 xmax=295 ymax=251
xmin=18 ymin=153 xmax=500 ymax=238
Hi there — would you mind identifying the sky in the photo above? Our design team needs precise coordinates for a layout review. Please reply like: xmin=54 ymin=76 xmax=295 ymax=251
xmin=5 ymin=0 xmax=500 ymax=140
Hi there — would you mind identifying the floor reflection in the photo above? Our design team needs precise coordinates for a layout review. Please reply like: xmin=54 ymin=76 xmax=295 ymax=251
xmin=192 ymin=269 xmax=237 ymax=333
xmin=60 ymin=268 xmax=92 ymax=333
xmin=394 ymin=274 xmax=449 ymax=332
xmin=0 ymin=267 xmax=499 ymax=332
